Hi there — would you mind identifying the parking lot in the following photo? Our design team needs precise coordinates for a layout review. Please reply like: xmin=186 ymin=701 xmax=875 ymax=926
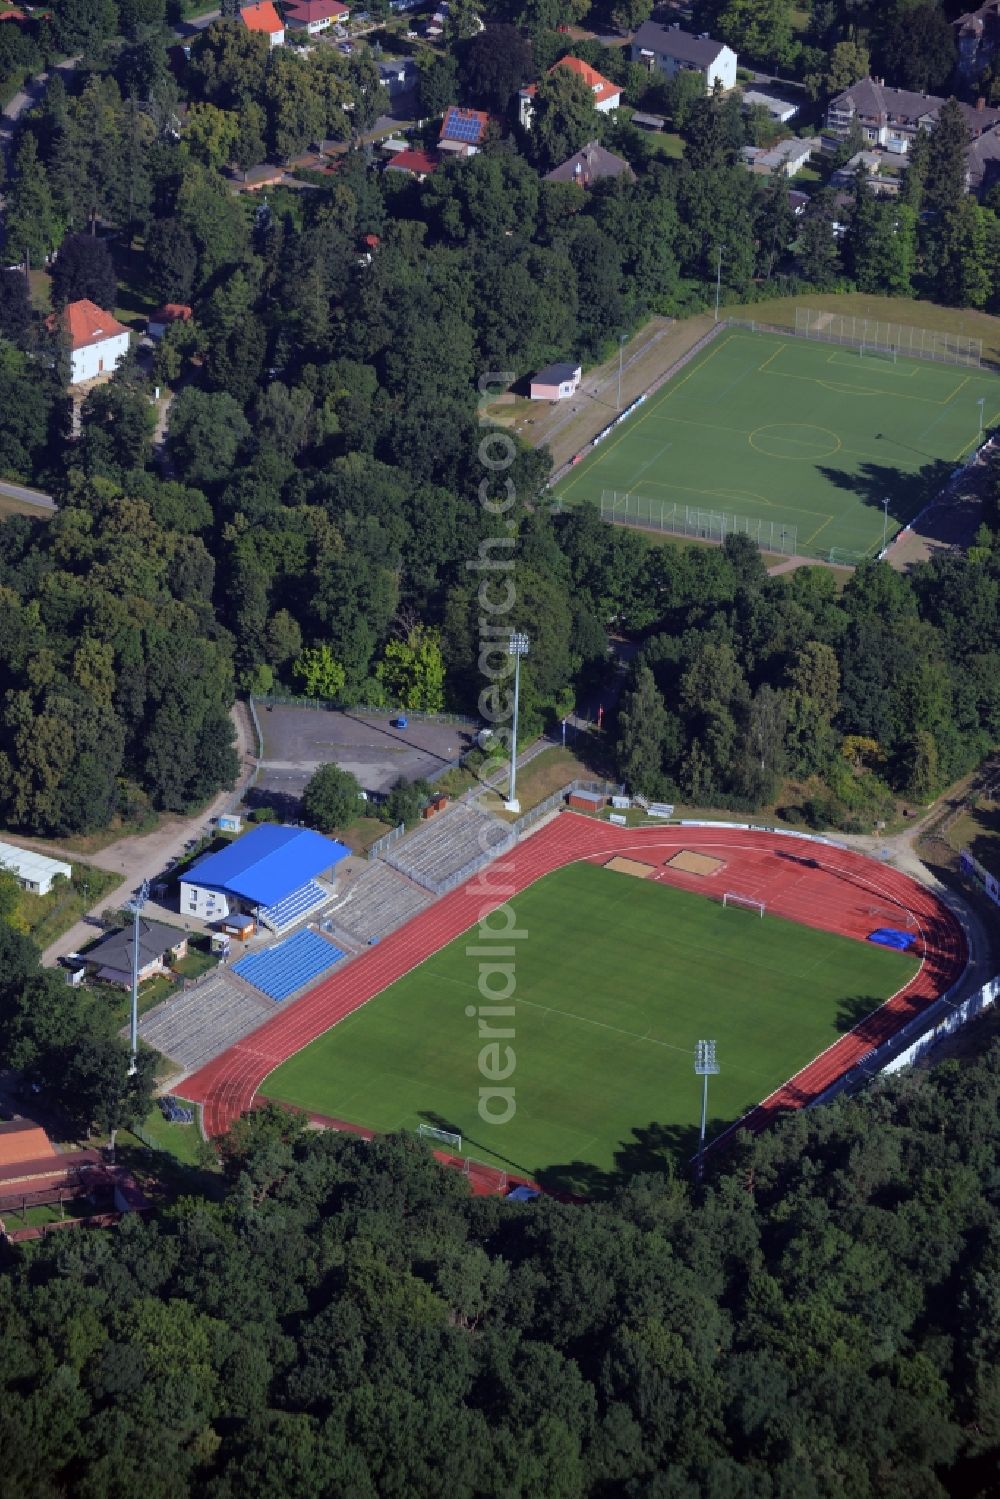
xmin=253 ymin=705 xmax=476 ymax=808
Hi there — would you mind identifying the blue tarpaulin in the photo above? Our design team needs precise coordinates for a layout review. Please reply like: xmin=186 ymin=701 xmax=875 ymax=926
xmin=867 ymin=928 xmax=917 ymax=951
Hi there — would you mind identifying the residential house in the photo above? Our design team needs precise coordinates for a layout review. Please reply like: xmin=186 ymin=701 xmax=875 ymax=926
xmin=787 ymin=189 xmax=810 ymax=216
xmin=283 ymin=0 xmax=348 ymax=32
xmin=377 ymin=56 xmax=418 ymax=98
xmin=966 ymin=124 xmax=1000 ymax=195
xmin=741 ymin=87 xmax=798 ymax=123
xmin=438 ymin=105 xmax=490 ymax=156
xmin=825 ymin=77 xmax=1000 ymax=155
xmin=518 ymin=56 xmax=621 ymax=129
xmin=82 ymin=918 xmax=189 ymax=988
xmin=48 ymin=299 xmax=130 ymax=385
xmin=741 ymin=136 xmax=819 ymax=178
xmin=240 ymin=0 xmax=285 ymax=47
xmin=956 ymin=2 xmax=1000 ymax=82
xmin=148 ymin=303 xmax=192 ymax=340
xmin=829 ymin=148 xmax=898 ymax=192
xmin=385 ymin=147 xmax=440 ymax=179
xmin=631 ymin=22 xmax=737 ymax=93
xmin=543 ymin=140 xmax=636 ymax=187
xmin=530 ymin=362 xmax=582 ymax=400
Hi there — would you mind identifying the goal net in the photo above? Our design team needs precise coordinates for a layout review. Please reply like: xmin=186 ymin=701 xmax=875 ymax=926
xmin=722 ymin=891 xmax=765 ymax=918
xmin=463 ymin=1157 xmax=508 ymax=1194
xmin=417 ymin=1123 xmax=462 ymax=1152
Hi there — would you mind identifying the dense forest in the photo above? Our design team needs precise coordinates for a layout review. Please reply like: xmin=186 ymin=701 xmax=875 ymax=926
xmin=1 ymin=1037 xmax=999 ymax=1497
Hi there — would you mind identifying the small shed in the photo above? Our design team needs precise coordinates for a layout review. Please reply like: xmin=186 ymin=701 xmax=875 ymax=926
xmin=220 ymin=914 xmax=255 ymax=940
xmin=530 ymin=361 xmax=582 ymax=401
xmin=567 ymin=789 xmax=605 ymax=812
xmin=631 ymin=111 xmax=665 ymax=131
xmin=423 ymin=794 xmax=450 ymax=819
xmin=211 ymin=932 xmax=232 ymax=956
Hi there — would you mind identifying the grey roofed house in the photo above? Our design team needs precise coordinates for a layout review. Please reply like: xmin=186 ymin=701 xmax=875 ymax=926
xmin=632 ymin=20 xmax=727 ymax=68
xmin=84 ymin=918 xmax=188 ymax=982
xmin=543 ymin=140 xmax=636 ymax=186
xmin=827 ymin=77 xmax=1000 ymax=141
xmin=967 ymin=124 xmax=1000 ymax=194
xmin=535 ymin=361 xmax=580 ymax=384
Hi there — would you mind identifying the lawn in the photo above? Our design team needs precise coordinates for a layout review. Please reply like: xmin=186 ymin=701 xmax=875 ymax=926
xmin=555 ymin=329 xmax=1000 ymax=562
xmin=17 ymin=864 xmax=120 ymax=949
xmin=263 ymin=862 xmax=917 ymax=1186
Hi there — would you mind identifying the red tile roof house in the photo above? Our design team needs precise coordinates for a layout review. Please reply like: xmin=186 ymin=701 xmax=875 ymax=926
xmin=519 ymin=56 xmax=622 ymax=129
xmin=47 ymin=299 xmax=131 ymax=385
xmin=240 ymin=0 xmax=284 ymax=46
xmin=385 ymin=147 xmax=440 ymax=180
xmin=282 ymin=0 xmax=348 ymax=33
xmin=148 ymin=303 xmax=193 ymax=340
xmin=438 ymin=105 xmax=491 ymax=157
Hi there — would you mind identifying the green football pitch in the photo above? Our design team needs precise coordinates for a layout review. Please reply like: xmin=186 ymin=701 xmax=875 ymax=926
xmin=263 ymin=863 xmax=918 ymax=1184
xmin=555 ymin=330 xmax=1000 ymax=560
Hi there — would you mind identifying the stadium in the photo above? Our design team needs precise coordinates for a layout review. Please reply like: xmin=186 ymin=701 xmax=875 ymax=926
xmin=180 ymin=812 xmax=967 ymax=1192
xmin=555 ymin=320 xmax=1000 ymax=563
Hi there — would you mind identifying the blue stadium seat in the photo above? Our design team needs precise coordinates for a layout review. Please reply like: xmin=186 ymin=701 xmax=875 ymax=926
xmin=258 ymin=880 xmax=328 ymax=933
xmin=233 ymin=930 xmax=346 ymax=1002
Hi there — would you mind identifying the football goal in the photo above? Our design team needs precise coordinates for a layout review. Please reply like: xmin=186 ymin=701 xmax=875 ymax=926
xmin=417 ymin=1123 xmax=462 ymax=1152
xmin=722 ymin=891 xmax=766 ymax=918
xmin=867 ymin=904 xmax=916 ymax=928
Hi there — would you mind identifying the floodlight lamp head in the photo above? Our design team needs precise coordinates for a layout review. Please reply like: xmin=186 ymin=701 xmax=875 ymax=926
xmin=695 ymin=1039 xmax=719 ymax=1074
xmin=508 ymin=632 xmax=530 ymax=657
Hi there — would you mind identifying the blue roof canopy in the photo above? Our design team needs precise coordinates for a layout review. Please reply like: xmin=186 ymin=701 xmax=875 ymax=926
xmin=186 ymin=825 xmax=348 ymax=906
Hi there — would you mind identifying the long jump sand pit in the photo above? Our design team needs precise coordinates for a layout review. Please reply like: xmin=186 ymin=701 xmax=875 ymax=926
xmin=604 ymin=856 xmax=656 ymax=879
xmin=666 ymin=850 xmax=726 ymax=877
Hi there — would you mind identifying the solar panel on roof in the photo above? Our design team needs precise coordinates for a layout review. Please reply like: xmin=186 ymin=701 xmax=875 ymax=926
xmin=444 ymin=109 xmax=482 ymax=142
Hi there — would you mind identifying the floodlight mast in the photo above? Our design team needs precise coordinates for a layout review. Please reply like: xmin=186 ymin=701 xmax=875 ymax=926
xmin=505 ymin=633 xmax=530 ymax=813
xmin=127 ymin=879 xmax=150 ymax=1075
xmin=694 ymin=1039 xmax=719 ymax=1181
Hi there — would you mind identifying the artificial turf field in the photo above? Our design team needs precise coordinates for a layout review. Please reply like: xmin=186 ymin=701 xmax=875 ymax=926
xmin=555 ymin=330 xmax=1000 ymax=561
xmin=263 ymin=862 xmax=918 ymax=1181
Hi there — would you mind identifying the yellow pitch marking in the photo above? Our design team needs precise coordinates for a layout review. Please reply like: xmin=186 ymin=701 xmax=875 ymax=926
xmin=748 ymin=424 xmax=843 ymax=461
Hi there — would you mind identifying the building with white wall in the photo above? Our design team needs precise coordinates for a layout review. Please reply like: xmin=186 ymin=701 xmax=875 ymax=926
xmin=0 ymin=841 xmax=71 ymax=896
xmin=632 ymin=22 xmax=737 ymax=93
xmin=51 ymin=300 xmax=131 ymax=385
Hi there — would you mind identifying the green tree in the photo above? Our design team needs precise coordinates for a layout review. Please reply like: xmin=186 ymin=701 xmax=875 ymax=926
xmin=713 ymin=0 xmax=792 ymax=65
xmin=923 ymin=97 xmax=970 ymax=218
xmin=167 ymin=388 xmax=251 ymax=488
xmin=458 ymin=25 xmax=533 ymax=112
xmin=375 ymin=626 xmax=446 ymax=712
xmin=4 ymin=135 xmax=60 ymax=269
xmin=300 ymin=762 xmax=363 ymax=832
xmin=416 ymin=51 xmax=459 ymax=119
xmin=292 ymin=644 xmax=347 ymax=699
xmin=873 ymin=2 xmax=956 ymax=94
xmin=50 ymin=233 xmax=117 ymax=311
xmin=532 ymin=66 xmax=598 ymax=171
xmin=616 ymin=665 xmax=669 ymax=797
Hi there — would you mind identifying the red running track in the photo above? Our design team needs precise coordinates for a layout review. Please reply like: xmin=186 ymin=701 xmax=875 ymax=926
xmin=183 ymin=815 xmax=967 ymax=1149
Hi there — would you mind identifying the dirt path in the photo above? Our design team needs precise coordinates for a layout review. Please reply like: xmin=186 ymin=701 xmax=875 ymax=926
xmin=16 ymin=703 xmax=257 ymax=968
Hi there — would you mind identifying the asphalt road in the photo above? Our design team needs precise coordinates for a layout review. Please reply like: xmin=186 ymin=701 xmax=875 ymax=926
xmin=0 ymin=478 xmax=55 ymax=511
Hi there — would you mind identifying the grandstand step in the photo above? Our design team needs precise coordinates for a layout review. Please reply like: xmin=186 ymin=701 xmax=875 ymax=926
xmin=259 ymin=879 xmax=329 ymax=934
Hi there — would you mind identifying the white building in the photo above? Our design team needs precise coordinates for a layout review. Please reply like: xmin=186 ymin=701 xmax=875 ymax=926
xmin=530 ymin=362 xmax=582 ymax=401
xmin=51 ymin=300 xmax=130 ymax=385
xmin=0 ymin=841 xmax=72 ymax=896
xmin=631 ymin=21 xmax=737 ymax=93
xmin=518 ymin=56 xmax=622 ymax=129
